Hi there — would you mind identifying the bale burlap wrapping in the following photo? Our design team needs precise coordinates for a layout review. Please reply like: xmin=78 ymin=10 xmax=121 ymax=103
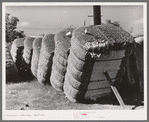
xmin=64 ymin=24 xmax=135 ymax=102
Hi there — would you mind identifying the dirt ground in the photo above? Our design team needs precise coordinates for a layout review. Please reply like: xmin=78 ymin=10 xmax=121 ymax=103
xmin=6 ymin=78 xmax=144 ymax=110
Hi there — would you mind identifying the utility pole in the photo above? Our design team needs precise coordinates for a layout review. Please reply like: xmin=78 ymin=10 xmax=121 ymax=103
xmin=84 ymin=20 xmax=86 ymax=26
xmin=93 ymin=5 xmax=101 ymax=25
xmin=88 ymin=5 xmax=102 ymax=25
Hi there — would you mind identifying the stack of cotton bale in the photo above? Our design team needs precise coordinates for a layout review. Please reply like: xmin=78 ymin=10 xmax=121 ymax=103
xmin=19 ymin=36 xmax=35 ymax=78
xmin=50 ymin=28 xmax=74 ymax=91
xmin=10 ymin=38 xmax=24 ymax=70
xmin=134 ymin=36 xmax=143 ymax=91
xmin=37 ymin=34 xmax=55 ymax=85
xmin=63 ymin=24 xmax=135 ymax=102
xmin=6 ymin=44 xmax=18 ymax=83
xmin=31 ymin=36 xmax=43 ymax=78
xmin=128 ymin=35 xmax=144 ymax=92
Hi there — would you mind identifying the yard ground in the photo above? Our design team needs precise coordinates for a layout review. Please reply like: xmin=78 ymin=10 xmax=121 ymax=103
xmin=6 ymin=78 xmax=144 ymax=110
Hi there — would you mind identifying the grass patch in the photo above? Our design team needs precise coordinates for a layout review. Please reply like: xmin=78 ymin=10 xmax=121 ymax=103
xmin=6 ymin=78 xmax=144 ymax=110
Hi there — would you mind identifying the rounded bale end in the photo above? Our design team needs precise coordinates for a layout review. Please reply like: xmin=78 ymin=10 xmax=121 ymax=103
xmin=72 ymin=25 xmax=135 ymax=50
xmin=24 ymin=36 xmax=35 ymax=50
xmin=32 ymin=37 xmax=43 ymax=52
xmin=42 ymin=34 xmax=55 ymax=53
xmin=12 ymin=38 xmax=24 ymax=47
xmin=54 ymin=28 xmax=74 ymax=52
xmin=54 ymin=27 xmax=74 ymax=44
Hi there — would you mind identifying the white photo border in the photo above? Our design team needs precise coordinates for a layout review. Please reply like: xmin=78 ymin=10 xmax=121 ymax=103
xmin=2 ymin=2 xmax=147 ymax=120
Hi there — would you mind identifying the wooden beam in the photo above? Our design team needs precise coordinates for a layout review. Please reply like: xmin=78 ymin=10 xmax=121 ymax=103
xmin=104 ymin=71 xmax=126 ymax=109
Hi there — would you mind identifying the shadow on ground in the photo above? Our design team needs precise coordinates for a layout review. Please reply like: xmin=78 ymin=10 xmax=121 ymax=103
xmin=81 ymin=84 xmax=144 ymax=110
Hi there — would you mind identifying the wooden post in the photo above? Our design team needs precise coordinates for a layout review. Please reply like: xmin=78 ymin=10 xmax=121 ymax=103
xmin=93 ymin=5 xmax=101 ymax=25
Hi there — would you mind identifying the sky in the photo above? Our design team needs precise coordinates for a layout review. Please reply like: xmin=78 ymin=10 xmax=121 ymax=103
xmin=5 ymin=5 xmax=143 ymax=36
